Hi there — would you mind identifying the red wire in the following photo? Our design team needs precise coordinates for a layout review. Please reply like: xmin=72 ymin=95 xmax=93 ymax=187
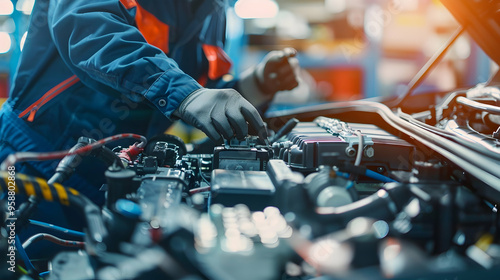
xmin=189 ymin=186 xmax=211 ymax=194
xmin=0 ymin=133 xmax=147 ymax=170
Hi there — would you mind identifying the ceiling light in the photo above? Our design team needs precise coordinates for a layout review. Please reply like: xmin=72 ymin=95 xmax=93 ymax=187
xmin=0 ymin=0 xmax=14 ymax=16
xmin=235 ymin=0 xmax=279 ymax=19
xmin=0 ymin=32 xmax=12 ymax=54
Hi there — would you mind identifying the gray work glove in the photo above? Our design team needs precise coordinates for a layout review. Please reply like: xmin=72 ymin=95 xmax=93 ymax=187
xmin=254 ymin=47 xmax=300 ymax=95
xmin=174 ymin=88 xmax=268 ymax=142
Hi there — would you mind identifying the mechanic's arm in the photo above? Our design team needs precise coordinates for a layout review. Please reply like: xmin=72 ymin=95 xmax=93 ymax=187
xmin=47 ymin=0 xmax=266 ymax=142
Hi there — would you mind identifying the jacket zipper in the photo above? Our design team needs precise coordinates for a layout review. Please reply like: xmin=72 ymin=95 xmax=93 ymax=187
xmin=18 ymin=75 xmax=80 ymax=122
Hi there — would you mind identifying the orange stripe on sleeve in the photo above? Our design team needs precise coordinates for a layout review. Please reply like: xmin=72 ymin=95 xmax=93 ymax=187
xmin=120 ymin=0 xmax=169 ymax=54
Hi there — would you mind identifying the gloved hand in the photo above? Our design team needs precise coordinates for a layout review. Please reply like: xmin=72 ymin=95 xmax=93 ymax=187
xmin=254 ymin=47 xmax=300 ymax=95
xmin=174 ymin=88 xmax=268 ymax=143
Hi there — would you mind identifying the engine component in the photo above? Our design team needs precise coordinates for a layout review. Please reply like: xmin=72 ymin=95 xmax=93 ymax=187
xmin=104 ymin=167 xmax=138 ymax=210
xmin=213 ymin=137 xmax=271 ymax=171
xmin=104 ymin=199 xmax=142 ymax=252
xmin=276 ymin=117 xmax=414 ymax=173
xmin=196 ymin=204 xmax=293 ymax=280
xmin=137 ymin=167 xmax=191 ymax=224
xmin=211 ymin=169 xmax=275 ymax=210
xmin=150 ymin=142 xmax=179 ymax=167
xmin=304 ymin=166 xmax=353 ymax=208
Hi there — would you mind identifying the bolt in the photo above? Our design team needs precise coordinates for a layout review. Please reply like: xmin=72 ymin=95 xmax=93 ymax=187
xmin=345 ymin=147 xmax=356 ymax=157
xmin=364 ymin=146 xmax=375 ymax=158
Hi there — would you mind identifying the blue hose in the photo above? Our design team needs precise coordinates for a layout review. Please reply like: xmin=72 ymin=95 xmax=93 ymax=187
xmin=364 ymin=169 xmax=397 ymax=183
xmin=345 ymin=181 xmax=355 ymax=189
xmin=29 ymin=220 xmax=85 ymax=237
xmin=335 ymin=171 xmax=350 ymax=179
xmin=337 ymin=170 xmax=396 ymax=183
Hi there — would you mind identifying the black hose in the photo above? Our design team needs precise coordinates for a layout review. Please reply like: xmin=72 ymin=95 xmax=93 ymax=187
xmin=314 ymin=183 xmax=411 ymax=224
xmin=48 ymin=137 xmax=124 ymax=185
xmin=95 ymin=146 xmax=124 ymax=169
xmin=271 ymin=118 xmax=299 ymax=143
xmin=48 ymin=139 xmax=91 ymax=184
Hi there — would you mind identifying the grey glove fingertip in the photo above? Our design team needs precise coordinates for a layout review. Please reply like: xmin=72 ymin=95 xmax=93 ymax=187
xmin=240 ymin=106 xmax=268 ymax=140
xmin=201 ymin=124 xmax=221 ymax=142
xmin=212 ymin=117 xmax=234 ymax=140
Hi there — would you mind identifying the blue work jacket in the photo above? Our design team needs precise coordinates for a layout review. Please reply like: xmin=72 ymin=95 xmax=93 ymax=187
xmin=0 ymin=0 xmax=235 ymax=201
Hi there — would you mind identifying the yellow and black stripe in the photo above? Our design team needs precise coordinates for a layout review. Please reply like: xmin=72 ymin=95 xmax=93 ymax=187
xmin=0 ymin=171 xmax=80 ymax=206
xmin=1 ymin=171 xmax=108 ymax=245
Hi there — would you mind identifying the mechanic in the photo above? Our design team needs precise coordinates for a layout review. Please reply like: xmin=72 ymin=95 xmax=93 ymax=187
xmin=0 ymin=0 xmax=300 ymax=208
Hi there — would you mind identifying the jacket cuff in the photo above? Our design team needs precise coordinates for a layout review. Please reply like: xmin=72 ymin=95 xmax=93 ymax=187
xmin=144 ymin=68 xmax=203 ymax=119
